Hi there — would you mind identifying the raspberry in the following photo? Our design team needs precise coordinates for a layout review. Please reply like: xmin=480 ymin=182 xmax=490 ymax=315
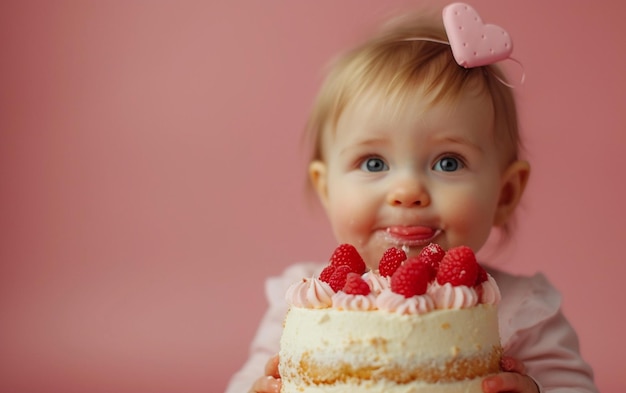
xmin=475 ymin=264 xmax=488 ymax=285
xmin=379 ymin=247 xmax=407 ymax=277
xmin=342 ymin=272 xmax=371 ymax=295
xmin=436 ymin=246 xmax=479 ymax=286
xmin=327 ymin=265 xmax=352 ymax=292
xmin=417 ymin=243 xmax=445 ymax=274
xmin=329 ymin=244 xmax=366 ymax=274
xmin=406 ymin=256 xmax=436 ymax=281
xmin=390 ymin=259 xmax=430 ymax=298
xmin=319 ymin=265 xmax=335 ymax=283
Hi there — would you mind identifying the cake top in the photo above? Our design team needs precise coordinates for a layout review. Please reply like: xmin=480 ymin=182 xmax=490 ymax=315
xmin=285 ymin=243 xmax=500 ymax=314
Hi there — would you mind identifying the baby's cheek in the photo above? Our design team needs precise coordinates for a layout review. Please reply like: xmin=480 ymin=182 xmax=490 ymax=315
xmin=330 ymin=205 xmax=363 ymax=238
xmin=448 ymin=199 xmax=479 ymax=226
xmin=446 ymin=197 xmax=495 ymax=245
xmin=328 ymin=198 xmax=373 ymax=243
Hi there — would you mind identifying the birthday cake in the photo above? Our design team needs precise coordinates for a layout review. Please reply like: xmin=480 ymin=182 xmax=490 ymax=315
xmin=279 ymin=243 xmax=502 ymax=393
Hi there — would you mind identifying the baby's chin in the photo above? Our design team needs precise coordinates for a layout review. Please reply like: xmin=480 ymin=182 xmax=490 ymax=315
xmin=403 ymin=243 xmax=448 ymax=258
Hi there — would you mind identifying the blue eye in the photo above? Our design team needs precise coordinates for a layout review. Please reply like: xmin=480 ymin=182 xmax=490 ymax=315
xmin=360 ymin=157 xmax=388 ymax=172
xmin=433 ymin=156 xmax=463 ymax=172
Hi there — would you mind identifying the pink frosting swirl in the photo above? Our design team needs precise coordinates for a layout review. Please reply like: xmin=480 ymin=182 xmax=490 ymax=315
xmin=429 ymin=282 xmax=478 ymax=309
xmin=331 ymin=292 xmax=377 ymax=310
xmin=285 ymin=277 xmax=334 ymax=308
xmin=375 ymin=289 xmax=435 ymax=315
xmin=479 ymin=274 xmax=501 ymax=305
xmin=362 ymin=271 xmax=390 ymax=294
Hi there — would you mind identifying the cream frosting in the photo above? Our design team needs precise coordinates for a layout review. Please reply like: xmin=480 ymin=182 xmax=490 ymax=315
xmin=480 ymin=275 xmax=501 ymax=305
xmin=362 ymin=270 xmax=390 ymax=294
xmin=332 ymin=292 xmax=377 ymax=311
xmin=284 ymin=277 xmax=333 ymax=308
xmin=285 ymin=271 xmax=499 ymax=313
xmin=375 ymin=289 xmax=435 ymax=315
xmin=429 ymin=282 xmax=479 ymax=310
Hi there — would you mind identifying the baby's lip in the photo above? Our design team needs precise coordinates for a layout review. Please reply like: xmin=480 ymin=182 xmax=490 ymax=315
xmin=384 ymin=226 xmax=441 ymax=246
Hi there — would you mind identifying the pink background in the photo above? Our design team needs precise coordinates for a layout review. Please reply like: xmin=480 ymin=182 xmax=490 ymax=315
xmin=1 ymin=1 xmax=624 ymax=392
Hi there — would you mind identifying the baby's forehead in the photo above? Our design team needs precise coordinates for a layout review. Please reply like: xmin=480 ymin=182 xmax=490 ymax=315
xmin=335 ymin=86 xmax=494 ymax=131
xmin=317 ymin=86 xmax=505 ymax=163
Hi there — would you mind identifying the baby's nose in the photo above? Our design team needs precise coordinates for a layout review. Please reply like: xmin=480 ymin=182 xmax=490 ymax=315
xmin=386 ymin=180 xmax=430 ymax=207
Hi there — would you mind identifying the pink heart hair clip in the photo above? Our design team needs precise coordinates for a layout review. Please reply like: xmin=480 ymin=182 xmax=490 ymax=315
xmin=404 ymin=2 xmax=524 ymax=86
xmin=442 ymin=2 xmax=512 ymax=68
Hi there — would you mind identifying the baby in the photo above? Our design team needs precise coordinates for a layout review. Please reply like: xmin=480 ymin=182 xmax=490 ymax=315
xmin=227 ymin=3 xmax=598 ymax=393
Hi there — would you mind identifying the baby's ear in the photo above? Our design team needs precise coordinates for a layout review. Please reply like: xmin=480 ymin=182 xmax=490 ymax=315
xmin=309 ymin=160 xmax=329 ymax=208
xmin=493 ymin=160 xmax=531 ymax=226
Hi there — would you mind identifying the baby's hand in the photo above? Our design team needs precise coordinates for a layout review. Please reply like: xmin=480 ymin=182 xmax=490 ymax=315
xmin=482 ymin=356 xmax=539 ymax=393
xmin=248 ymin=354 xmax=282 ymax=393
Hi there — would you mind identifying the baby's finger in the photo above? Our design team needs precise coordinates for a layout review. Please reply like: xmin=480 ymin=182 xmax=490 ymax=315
xmin=249 ymin=376 xmax=281 ymax=393
xmin=265 ymin=354 xmax=280 ymax=378
xmin=500 ymin=355 xmax=527 ymax=374
xmin=483 ymin=372 xmax=537 ymax=393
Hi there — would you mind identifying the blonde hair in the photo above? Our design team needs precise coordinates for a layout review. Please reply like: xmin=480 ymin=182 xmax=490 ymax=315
xmin=306 ymin=13 xmax=522 ymax=167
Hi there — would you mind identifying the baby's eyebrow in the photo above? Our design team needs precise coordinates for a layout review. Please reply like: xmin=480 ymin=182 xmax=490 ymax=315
xmin=340 ymin=137 xmax=389 ymax=154
xmin=434 ymin=135 xmax=484 ymax=153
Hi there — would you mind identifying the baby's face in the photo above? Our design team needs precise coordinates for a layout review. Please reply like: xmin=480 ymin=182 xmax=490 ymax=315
xmin=311 ymin=88 xmax=508 ymax=269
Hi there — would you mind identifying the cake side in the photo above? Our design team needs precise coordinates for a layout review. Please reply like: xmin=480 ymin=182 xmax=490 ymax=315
xmin=280 ymin=305 xmax=501 ymax=387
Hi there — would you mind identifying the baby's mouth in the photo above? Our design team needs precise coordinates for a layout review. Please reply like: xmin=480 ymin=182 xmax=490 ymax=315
xmin=384 ymin=226 xmax=441 ymax=247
